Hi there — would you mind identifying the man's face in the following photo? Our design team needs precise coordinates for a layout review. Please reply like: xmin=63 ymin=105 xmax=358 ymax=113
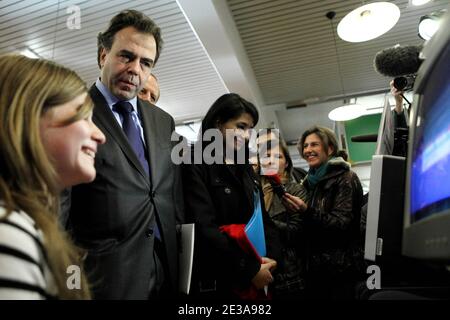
xmin=138 ymin=75 xmax=160 ymax=104
xmin=99 ymin=26 xmax=156 ymax=100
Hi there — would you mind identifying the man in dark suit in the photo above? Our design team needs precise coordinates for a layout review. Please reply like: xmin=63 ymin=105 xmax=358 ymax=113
xmin=63 ymin=10 xmax=184 ymax=299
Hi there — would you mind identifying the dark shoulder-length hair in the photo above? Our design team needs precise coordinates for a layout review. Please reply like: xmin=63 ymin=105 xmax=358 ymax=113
xmin=201 ymin=93 xmax=259 ymax=135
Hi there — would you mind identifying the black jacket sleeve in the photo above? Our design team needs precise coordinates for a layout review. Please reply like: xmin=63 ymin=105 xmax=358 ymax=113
xmin=270 ymin=182 xmax=307 ymax=245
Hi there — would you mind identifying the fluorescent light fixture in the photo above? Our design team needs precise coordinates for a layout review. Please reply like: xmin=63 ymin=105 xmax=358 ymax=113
xmin=328 ymin=104 xmax=365 ymax=121
xmin=337 ymin=2 xmax=400 ymax=42
xmin=183 ymin=118 xmax=202 ymax=124
xmin=19 ymin=48 xmax=40 ymax=59
xmin=363 ymin=106 xmax=384 ymax=115
xmin=175 ymin=120 xmax=201 ymax=143
xmin=411 ymin=0 xmax=432 ymax=6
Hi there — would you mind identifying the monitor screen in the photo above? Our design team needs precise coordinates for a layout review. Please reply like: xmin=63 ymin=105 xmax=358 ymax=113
xmin=409 ymin=45 xmax=450 ymax=224
xmin=402 ymin=9 xmax=450 ymax=261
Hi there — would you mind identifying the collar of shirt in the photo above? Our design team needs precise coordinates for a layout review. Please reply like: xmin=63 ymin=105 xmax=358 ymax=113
xmin=95 ymin=78 xmax=146 ymax=146
xmin=95 ymin=78 xmax=138 ymax=112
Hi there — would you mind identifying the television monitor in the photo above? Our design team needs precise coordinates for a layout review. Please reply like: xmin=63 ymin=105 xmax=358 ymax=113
xmin=402 ymin=10 xmax=450 ymax=261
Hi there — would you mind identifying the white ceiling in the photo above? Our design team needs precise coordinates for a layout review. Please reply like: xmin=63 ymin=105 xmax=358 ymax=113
xmin=1 ymin=0 xmax=448 ymax=130
xmin=0 ymin=0 xmax=228 ymax=122
xmin=227 ymin=0 xmax=449 ymax=105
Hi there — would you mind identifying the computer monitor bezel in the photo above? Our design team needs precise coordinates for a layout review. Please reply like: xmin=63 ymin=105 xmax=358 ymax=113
xmin=402 ymin=9 xmax=450 ymax=261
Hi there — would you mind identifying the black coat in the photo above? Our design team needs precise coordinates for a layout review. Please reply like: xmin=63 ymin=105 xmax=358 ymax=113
xmin=302 ymin=158 xmax=365 ymax=297
xmin=263 ymin=176 xmax=308 ymax=296
xmin=182 ymin=161 xmax=282 ymax=294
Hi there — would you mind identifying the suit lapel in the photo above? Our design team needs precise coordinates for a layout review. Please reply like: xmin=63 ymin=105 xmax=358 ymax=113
xmin=90 ymin=86 xmax=150 ymax=186
xmin=138 ymin=100 xmax=161 ymax=189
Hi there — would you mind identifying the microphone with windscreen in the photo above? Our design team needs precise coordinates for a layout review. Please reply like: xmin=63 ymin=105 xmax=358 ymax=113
xmin=374 ymin=45 xmax=423 ymax=91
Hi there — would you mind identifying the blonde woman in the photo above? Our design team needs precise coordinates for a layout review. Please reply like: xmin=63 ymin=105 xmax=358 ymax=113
xmin=0 ymin=55 xmax=105 ymax=299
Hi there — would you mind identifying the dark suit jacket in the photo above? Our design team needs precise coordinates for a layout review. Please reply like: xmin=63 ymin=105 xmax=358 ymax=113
xmin=65 ymin=85 xmax=184 ymax=299
xmin=182 ymin=159 xmax=282 ymax=295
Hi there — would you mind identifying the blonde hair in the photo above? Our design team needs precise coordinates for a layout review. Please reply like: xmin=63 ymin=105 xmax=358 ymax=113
xmin=0 ymin=54 xmax=92 ymax=299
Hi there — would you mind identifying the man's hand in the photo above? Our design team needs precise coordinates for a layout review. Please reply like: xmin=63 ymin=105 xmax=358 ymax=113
xmin=390 ymin=79 xmax=404 ymax=114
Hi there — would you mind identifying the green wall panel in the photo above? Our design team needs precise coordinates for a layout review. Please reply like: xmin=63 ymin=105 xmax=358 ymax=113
xmin=345 ymin=113 xmax=381 ymax=162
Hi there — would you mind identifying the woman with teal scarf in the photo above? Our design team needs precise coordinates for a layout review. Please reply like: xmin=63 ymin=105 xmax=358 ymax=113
xmin=292 ymin=126 xmax=365 ymax=300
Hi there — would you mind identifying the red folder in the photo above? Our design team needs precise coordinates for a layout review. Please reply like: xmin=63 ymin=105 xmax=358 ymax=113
xmin=219 ymin=224 xmax=270 ymax=300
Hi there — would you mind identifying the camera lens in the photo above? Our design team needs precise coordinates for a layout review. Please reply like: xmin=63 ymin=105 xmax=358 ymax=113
xmin=394 ymin=76 xmax=407 ymax=91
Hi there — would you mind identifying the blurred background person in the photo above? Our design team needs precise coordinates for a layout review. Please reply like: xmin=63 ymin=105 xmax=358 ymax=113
xmin=138 ymin=73 xmax=160 ymax=104
xmin=390 ymin=79 xmax=408 ymax=127
xmin=0 ymin=55 xmax=105 ymax=299
xmin=182 ymin=93 xmax=281 ymax=299
xmin=390 ymin=80 xmax=409 ymax=157
xmin=257 ymin=129 xmax=308 ymax=299
xmin=296 ymin=126 xmax=365 ymax=299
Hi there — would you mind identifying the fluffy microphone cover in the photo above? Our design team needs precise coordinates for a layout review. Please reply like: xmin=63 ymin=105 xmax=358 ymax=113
xmin=374 ymin=45 xmax=423 ymax=77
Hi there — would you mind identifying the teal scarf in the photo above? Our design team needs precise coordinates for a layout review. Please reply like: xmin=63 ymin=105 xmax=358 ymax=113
xmin=306 ymin=160 xmax=330 ymax=188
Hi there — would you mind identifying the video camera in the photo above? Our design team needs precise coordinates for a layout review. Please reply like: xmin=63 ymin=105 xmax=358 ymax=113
xmin=393 ymin=74 xmax=416 ymax=92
